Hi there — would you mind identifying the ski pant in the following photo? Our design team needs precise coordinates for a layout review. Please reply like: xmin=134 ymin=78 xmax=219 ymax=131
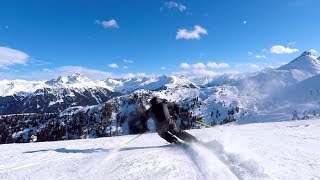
xmin=156 ymin=119 xmax=198 ymax=143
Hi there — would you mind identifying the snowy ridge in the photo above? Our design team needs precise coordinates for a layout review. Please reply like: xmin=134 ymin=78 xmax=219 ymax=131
xmin=106 ymin=75 xmax=197 ymax=94
xmin=46 ymin=73 xmax=114 ymax=91
xmin=0 ymin=74 xmax=121 ymax=115
xmin=0 ymin=79 xmax=47 ymax=97
xmin=0 ymin=73 xmax=114 ymax=97
xmin=105 ymin=78 xmax=123 ymax=89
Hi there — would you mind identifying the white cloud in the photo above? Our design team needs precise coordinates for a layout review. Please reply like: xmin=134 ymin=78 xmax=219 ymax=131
xmin=287 ymin=42 xmax=296 ymax=46
xmin=96 ymin=19 xmax=119 ymax=29
xmin=190 ymin=69 xmax=216 ymax=76
xmin=310 ymin=49 xmax=318 ymax=54
xmin=255 ymin=55 xmax=267 ymax=59
xmin=207 ymin=61 xmax=229 ymax=69
xmin=123 ymin=59 xmax=133 ymax=63
xmin=180 ymin=62 xmax=206 ymax=69
xmin=235 ymin=61 xmax=287 ymax=73
xmin=0 ymin=46 xmax=29 ymax=68
xmin=176 ymin=25 xmax=207 ymax=40
xmin=243 ymin=21 xmax=247 ymax=24
xmin=172 ymin=69 xmax=216 ymax=78
xmin=108 ymin=63 xmax=118 ymax=68
xmin=15 ymin=66 xmax=114 ymax=80
xmin=192 ymin=62 xmax=206 ymax=69
xmin=180 ymin=63 xmax=190 ymax=69
xmin=235 ymin=63 xmax=263 ymax=73
xmin=164 ymin=1 xmax=186 ymax=12
xmin=248 ymin=52 xmax=267 ymax=59
xmin=250 ymin=64 xmax=260 ymax=69
xmin=178 ymin=5 xmax=187 ymax=12
xmin=161 ymin=67 xmax=166 ymax=70
xmin=180 ymin=61 xmax=229 ymax=70
xmin=121 ymin=73 xmax=154 ymax=79
xmin=0 ymin=66 xmax=159 ymax=81
xmin=123 ymin=66 xmax=128 ymax=69
xmin=270 ymin=45 xmax=299 ymax=54
xmin=122 ymin=73 xmax=135 ymax=79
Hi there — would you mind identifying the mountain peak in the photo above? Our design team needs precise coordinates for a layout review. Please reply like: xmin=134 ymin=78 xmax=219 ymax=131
xmin=277 ymin=51 xmax=320 ymax=73
xmin=46 ymin=73 xmax=91 ymax=85
xmin=67 ymin=73 xmax=90 ymax=83
xmin=299 ymin=51 xmax=312 ymax=57
xmin=68 ymin=73 xmax=85 ymax=78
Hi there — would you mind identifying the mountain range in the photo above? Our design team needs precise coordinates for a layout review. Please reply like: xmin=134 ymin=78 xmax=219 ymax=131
xmin=1 ymin=51 xmax=320 ymax=143
xmin=0 ymin=73 xmax=122 ymax=114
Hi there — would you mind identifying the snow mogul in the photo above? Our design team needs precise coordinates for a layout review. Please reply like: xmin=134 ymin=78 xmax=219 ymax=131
xmin=144 ymin=97 xmax=198 ymax=144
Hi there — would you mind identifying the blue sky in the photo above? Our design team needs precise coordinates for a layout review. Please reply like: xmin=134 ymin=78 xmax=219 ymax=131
xmin=0 ymin=0 xmax=319 ymax=80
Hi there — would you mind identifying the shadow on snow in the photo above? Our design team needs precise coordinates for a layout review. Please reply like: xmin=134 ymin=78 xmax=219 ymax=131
xmin=24 ymin=144 xmax=172 ymax=154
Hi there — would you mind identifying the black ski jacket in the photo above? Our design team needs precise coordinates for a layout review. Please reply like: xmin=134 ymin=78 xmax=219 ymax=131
xmin=144 ymin=97 xmax=180 ymax=134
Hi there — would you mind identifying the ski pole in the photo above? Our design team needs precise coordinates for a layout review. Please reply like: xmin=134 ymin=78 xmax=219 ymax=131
xmin=195 ymin=120 xmax=215 ymax=128
xmin=118 ymin=133 xmax=144 ymax=149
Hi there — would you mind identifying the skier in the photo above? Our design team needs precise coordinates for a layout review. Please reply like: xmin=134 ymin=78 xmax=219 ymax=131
xmin=292 ymin=110 xmax=300 ymax=120
xmin=144 ymin=97 xmax=198 ymax=145
xmin=302 ymin=110 xmax=310 ymax=120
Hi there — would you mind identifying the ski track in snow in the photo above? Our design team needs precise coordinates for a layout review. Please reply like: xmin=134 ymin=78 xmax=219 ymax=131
xmin=1 ymin=119 xmax=320 ymax=180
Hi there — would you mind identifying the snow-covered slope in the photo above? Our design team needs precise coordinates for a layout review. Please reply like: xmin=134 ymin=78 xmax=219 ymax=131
xmin=1 ymin=119 xmax=319 ymax=179
xmin=106 ymin=75 xmax=197 ymax=94
xmin=0 ymin=79 xmax=46 ymax=97
xmin=279 ymin=74 xmax=320 ymax=103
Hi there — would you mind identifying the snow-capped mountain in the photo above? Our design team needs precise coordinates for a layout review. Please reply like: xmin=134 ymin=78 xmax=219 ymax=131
xmin=0 ymin=79 xmax=47 ymax=97
xmin=0 ymin=73 xmax=114 ymax=97
xmin=0 ymin=74 xmax=122 ymax=115
xmin=278 ymin=51 xmax=320 ymax=74
xmin=104 ymin=78 xmax=123 ymax=89
xmin=236 ymin=51 xmax=320 ymax=96
xmin=45 ymin=73 xmax=114 ymax=90
xmin=188 ymin=51 xmax=320 ymax=124
xmin=106 ymin=75 xmax=197 ymax=94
